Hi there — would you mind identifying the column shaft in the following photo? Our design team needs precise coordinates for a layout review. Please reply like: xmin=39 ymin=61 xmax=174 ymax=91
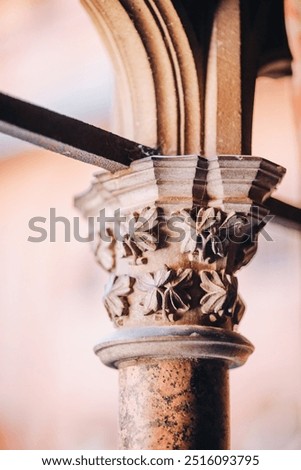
xmin=119 ymin=358 xmax=229 ymax=450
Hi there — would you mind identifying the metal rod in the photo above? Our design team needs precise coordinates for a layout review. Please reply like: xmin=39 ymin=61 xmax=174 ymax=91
xmin=265 ymin=197 xmax=301 ymax=229
xmin=0 ymin=92 xmax=158 ymax=172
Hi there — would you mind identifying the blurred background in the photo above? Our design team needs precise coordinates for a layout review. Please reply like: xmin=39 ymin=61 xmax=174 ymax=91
xmin=0 ymin=0 xmax=300 ymax=449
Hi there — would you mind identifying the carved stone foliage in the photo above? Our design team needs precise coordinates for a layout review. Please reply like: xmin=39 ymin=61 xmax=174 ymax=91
xmin=103 ymin=266 xmax=244 ymax=327
xmin=94 ymin=229 xmax=116 ymax=272
xmin=96 ymin=205 xmax=258 ymax=269
xmin=96 ymin=204 xmax=260 ymax=327
xmin=75 ymin=154 xmax=285 ymax=330
xmin=103 ymin=275 xmax=131 ymax=322
xmin=137 ymin=267 xmax=193 ymax=322
xmin=171 ymin=206 xmax=258 ymax=271
xmin=199 ymin=270 xmax=239 ymax=324
xmin=118 ymin=207 xmax=159 ymax=264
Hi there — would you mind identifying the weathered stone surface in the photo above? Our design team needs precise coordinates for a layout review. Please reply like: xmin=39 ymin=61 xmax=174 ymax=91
xmin=119 ymin=358 xmax=229 ymax=450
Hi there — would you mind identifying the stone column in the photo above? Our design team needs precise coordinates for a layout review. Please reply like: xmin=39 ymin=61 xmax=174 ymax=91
xmin=75 ymin=154 xmax=285 ymax=449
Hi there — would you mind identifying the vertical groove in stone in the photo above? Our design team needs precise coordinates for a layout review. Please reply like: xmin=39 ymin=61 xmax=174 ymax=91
xmin=119 ymin=358 xmax=229 ymax=450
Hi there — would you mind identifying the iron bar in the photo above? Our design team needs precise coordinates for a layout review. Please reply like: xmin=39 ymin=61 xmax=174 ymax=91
xmin=0 ymin=92 xmax=158 ymax=172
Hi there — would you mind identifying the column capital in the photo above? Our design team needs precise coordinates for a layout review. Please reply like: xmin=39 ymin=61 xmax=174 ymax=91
xmin=76 ymin=154 xmax=285 ymax=333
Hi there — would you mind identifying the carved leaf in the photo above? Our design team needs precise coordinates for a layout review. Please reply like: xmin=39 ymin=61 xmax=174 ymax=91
xmin=131 ymin=232 xmax=157 ymax=253
xmin=173 ymin=207 xmax=225 ymax=258
xmin=181 ymin=228 xmax=197 ymax=253
xmin=172 ymin=210 xmax=197 ymax=254
xmin=169 ymin=268 xmax=193 ymax=287
xmin=103 ymin=275 xmax=131 ymax=319
xmin=210 ymin=235 xmax=224 ymax=258
xmin=199 ymin=232 xmax=225 ymax=262
xmin=219 ymin=212 xmax=249 ymax=232
xmin=135 ymin=206 xmax=158 ymax=231
xmin=239 ymin=240 xmax=258 ymax=268
xmin=94 ymin=233 xmax=115 ymax=271
xmin=199 ymin=270 xmax=227 ymax=314
xmin=200 ymin=270 xmax=239 ymax=324
xmin=137 ymin=267 xmax=172 ymax=291
xmin=223 ymin=273 xmax=238 ymax=314
xmin=137 ymin=267 xmax=193 ymax=320
xmin=196 ymin=207 xmax=219 ymax=233
xmin=120 ymin=207 xmax=159 ymax=260
xmin=232 ymin=295 xmax=245 ymax=325
xmin=164 ymin=268 xmax=193 ymax=313
xmin=137 ymin=267 xmax=172 ymax=314
xmin=143 ymin=289 xmax=160 ymax=314
xmin=153 ymin=267 xmax=173 ymax=287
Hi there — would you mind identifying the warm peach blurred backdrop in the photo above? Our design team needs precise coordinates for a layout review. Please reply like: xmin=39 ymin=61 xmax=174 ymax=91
xmin=0 ymin=0 xmax=300 ymax=449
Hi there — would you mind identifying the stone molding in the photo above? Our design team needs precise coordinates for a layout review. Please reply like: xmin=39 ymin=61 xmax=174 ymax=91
xmin=94 ymin=325 xmax=255 ymax=369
